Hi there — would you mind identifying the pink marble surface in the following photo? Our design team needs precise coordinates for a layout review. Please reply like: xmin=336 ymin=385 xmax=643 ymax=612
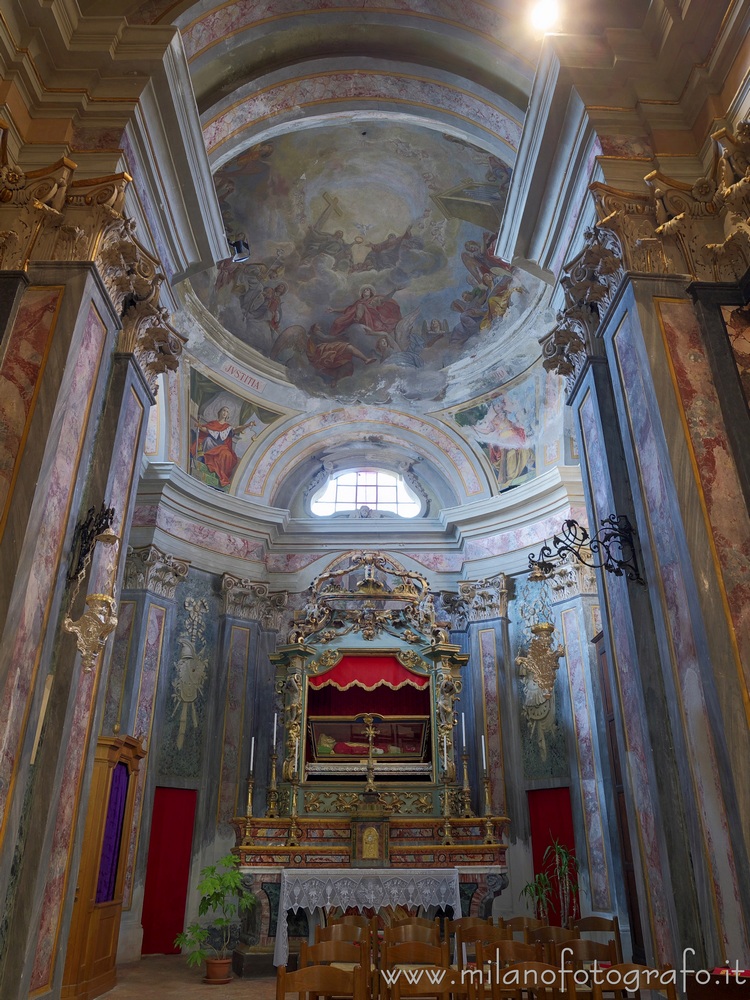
xmin=217 ymin=625 xmax=251 ymax=828
xmin=123 ymin=602 xmax=167 ymax=909
xmin=265 ymin=552 xmax=322 ymax=573
xmin=479 ymin=628 xmax=505 ymax=815
xmin=402 ymin=551 xmax=463 ymax=573
xmin=578 ymin=382 xmax=672 ymax=964
xmin=181 ymin=0 xmax=528 ymax=68
xmin=0 ymin=304 xmax=106 ymax=849
xmin=103 ymin=599 xmax=137 ymax=735
xmin=145 ymin=398 xmax=159 ymax=456
xmin=30 ymin=667 xmax=99 ymax=991
xmin=0 ymin=287 xmax=62 ymax=536
xmin=560 ymin=607 xmax=611 ymax=911
xmin=166 ymin=368 xmax=182 ymax=463
xmin=659 ymin=299 xmax=750 ymax=697
xmin=151 ymin=504 xmax=266 ymax=560
xmin=32 ymin=365 xmax=145 ymax=988
xmin=614 ymin=313 xmax=744 ymax=961
xmin=245 ymin=407 xmax=482 ymax=498
xmin=464 ymin=505 xmax=589 ymax=560
xmin=203 ymin=71 xmax=521 ymax=156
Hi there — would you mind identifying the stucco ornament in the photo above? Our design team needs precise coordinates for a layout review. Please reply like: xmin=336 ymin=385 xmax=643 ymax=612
xmin=172 ymin=598 xmax=209 ymax=750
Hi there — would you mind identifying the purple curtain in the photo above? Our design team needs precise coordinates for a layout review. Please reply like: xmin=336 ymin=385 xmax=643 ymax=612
xmin=95 ymin=762 xmax=129 ymax=904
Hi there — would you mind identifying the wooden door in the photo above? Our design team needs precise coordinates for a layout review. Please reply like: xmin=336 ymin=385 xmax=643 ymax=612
xmin=62 ymin=736 xmax=146 ymax=1000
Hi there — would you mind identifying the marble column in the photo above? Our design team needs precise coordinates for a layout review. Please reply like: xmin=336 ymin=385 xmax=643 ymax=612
xmin=111 ymin=545 xmax=190 ymax=962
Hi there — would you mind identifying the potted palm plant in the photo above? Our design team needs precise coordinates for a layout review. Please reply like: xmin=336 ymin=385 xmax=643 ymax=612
xmin=174 ymin=853 xmax=256 ymax=983
xmin=520 ymin=871 xmax=552 ymax=922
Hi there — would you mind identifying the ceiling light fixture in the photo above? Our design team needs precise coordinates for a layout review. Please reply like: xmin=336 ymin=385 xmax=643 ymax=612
xmin=228 ymin=238 xmax=251 ymax=263
xmin=530 ymin=0 xmax=560 ymax=32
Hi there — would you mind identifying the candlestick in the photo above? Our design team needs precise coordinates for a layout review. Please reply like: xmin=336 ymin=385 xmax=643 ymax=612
xmin=441 ymin=761 xmax=454 ymax=845
xmin=460 ymin=751 xmax=473 ymax=818
xmin=266 ymin=751 xmax=279 ymax=818
xmin=443 ymin=735 xmax=448 ymax=771
xmin=250 ymin=736 xmax=255 ymax=773
xmin=481 ymin=734 xmax=487 ymax=770
xmin=287 ymin=771 xmax=301 ymax=847
xmin=245 ymin=776 xmax=254 ymax=839
xmin=273 ymin=712 xmax=277 ymax=747
xmin=461 ymin=713 xmax=466 ymax=750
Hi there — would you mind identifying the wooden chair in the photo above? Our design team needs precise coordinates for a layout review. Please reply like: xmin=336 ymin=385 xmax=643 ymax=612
xmin=572 ymin=917 xmax=623 ymax=964
xmin=393 ymin=917 xmax=441 ymax=931
xmin=475 ymin=937 xmax=545 ymax=972
xmin=490 ymin=960 xmax=578 ymax=1000
xmin=590 ymin=963 xmax=678 ymax=1000
xmin=385 ymin=923 xmax=441 ymax=947
xmin=505 ymin=917 xmax=548 ymax=944
xmin=390 ymin=963 xmax=480 ymax=1000
xmin=277 ymin=963 xmax=365 ymax=1000
xmin=555 ymin=938 xmax=617 ymax=971
xmin=317 ymin=923 xmax=368 ymax=945
xmin=381 ymin=939 xmax=450 ymax=971
xmin=530 ymin=927 xmax=579 ymax=963
xmin=457 ymin=924 xmax=512 ymax=970
xmin=299 ymin=939 xmax=369 ymax=995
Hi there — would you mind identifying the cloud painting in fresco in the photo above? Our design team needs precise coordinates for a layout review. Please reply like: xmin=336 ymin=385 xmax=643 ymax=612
xmin=453 ymin=364 xmax=565 ymax=491
xmin=191 ymin=123 xmax=540 ymax=404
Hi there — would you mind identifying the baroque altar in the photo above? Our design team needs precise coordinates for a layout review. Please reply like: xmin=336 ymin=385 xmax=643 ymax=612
xmin=232 ymin=553 xmax=509 ymax=959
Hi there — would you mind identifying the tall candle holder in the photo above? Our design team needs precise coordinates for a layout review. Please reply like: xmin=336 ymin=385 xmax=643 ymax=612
xmin=482 ymin=770 xmax=494 ymax=844
xmin=266 ymin=750 xmax=279 ymax=818
xmin=287 ymin=770 xmax=301 ymax=847
xmin=243 ymin=776 xmax=254 ymax=844
xmin=441 ymin=765 xmax=454 ymax=845
xmin=460 ymin=751 xmax=473 ymax=818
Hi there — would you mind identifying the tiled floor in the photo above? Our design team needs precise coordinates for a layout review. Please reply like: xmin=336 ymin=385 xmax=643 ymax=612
xmin=104 ymin=955 xmax=277 ymax=999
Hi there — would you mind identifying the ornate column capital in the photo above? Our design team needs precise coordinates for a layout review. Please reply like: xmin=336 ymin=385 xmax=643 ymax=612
xmin=442 ymin=573 xmax=509 ymax=628
xmin=221 ymin=574 xmax=288 ymax=630
xmin=0 ymin=121 xmax=184 ymax=395
xmin=124 ymin=544 xmax=190 ymax=600
xmin=549 ymin=549 xmax=598 ymax=602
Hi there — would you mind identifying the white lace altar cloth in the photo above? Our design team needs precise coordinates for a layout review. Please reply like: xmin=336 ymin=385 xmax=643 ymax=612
xmin=273 ymin=868 xmax=462 ymax=965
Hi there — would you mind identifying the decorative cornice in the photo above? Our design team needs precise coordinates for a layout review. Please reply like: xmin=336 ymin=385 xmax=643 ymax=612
xmin=442 ymin=573 xmax=509 ymax=627
xmin=124 ymin=544 xmax=189 ymax=599
xmin=221 ymin=574 xmax=289 ymax=629
xmin=0 ymin=121 xmax=184 ymax=395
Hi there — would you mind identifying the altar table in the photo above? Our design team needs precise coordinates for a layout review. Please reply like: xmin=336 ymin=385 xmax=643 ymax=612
xmin=272 ymin=867 xmax=462 ymax=966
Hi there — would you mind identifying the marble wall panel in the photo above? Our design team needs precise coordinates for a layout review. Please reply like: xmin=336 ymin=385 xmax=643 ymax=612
xmin=217 ymin=624 xmax=251 ymax=830
xmin=0 ymin=286 xmax=63 ymax=541
xmin=577 ymin=381 xmax=672 ymax=963
xmin=478 ymin=627 xmax=506 ymax=816
xmin=102 ymin=599 xmax=137 ymax=736
xmin=657 ymin=298 xmax=750 ymax=709
xmin=613 ymin=313 xmax=745 ymax=961
xmin=0 ymin=303 xmax=106 ymax=849
xmin=560 ymin=606 xmax=611 ymax=911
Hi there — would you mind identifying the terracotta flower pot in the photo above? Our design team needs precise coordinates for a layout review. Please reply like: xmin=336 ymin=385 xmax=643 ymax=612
xmin=203 ymin=956 xmax=233 ymax=984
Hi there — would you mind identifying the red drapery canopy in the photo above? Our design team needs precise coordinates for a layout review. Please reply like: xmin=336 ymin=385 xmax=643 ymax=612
xmin=308 ymin=655 xmax=429 ymax=692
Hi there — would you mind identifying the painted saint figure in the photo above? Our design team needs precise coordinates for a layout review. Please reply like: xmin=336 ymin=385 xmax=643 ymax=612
xmin=190 ymin=405 xmax=258 ymax=490
xmin=328 ymin=285 xmax=403 ymax=339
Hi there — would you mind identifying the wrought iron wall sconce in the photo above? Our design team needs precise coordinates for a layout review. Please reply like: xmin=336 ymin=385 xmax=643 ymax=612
xmin=64 ymin=504 xmax=120 ymax=672
xmin=528 ymin=514 xmax=645 ymax=586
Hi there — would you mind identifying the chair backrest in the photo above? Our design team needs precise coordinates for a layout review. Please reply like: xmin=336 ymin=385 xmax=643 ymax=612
xmin=385 ymin=923 xmax=441 ymax=947
xmin=277 ymin=963 xmax=364 ymax=1000
xmin=334 ymin=914 xmax=377 ymax=930
xmin=317 ymin=922 xmax=367 ymax=944
xmin=556 ymin=937 xmax=618 ymax=969
xmin=393 ymin=917 xmax=440 ymax=930
xmin=475 ymin=938 xmax=545 ymax=969
xmin=381 ymin=939 xmax=450 ymax=971
xmin=492 ymin=960 xmax=576 ymax=1000
xmin=590 ymin=963 xmax=678 ymax=1000
xmin=390 ymin=964 xmax=478 ymax=1000
xmin=456 ymin=925 xmax=512 ymax=969
xmin=573 ymin=916 xmax=623 ymax=963
xmin=299 ymin=939 xmax=364 ymax=966
xmin=530 ymin=926 xmax=579 ymax=964
xmin=505 ymin=916 xmax=548 ymax=943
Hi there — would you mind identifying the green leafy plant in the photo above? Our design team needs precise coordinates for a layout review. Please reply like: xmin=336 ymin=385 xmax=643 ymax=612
xmin=519 ymin=871 xmax=552 ymax=922
xmin=543 ymin=838 xmax=579 ymax=927
xmin=174 ymin=853 xmax=256 ymax=967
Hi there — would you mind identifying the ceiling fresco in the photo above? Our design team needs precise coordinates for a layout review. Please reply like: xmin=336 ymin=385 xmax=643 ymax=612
xmin=190 ymin=122 xmax=545 ymax=407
